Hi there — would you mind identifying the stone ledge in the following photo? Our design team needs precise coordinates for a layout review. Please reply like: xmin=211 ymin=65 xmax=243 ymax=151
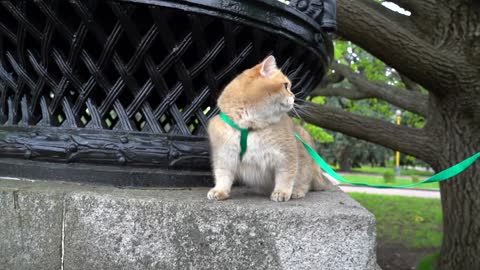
xmin=0 ymin=179 xmax=379 ymax=270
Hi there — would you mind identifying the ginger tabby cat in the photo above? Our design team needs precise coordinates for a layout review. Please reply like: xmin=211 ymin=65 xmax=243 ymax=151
xmin=207 ymin=56 xmax=332 ymax=202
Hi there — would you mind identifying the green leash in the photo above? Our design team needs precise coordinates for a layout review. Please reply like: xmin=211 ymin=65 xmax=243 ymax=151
xmin=220 ymin=112 xmax=249 ymax=159
xmin=219 ymin=111 xmax=480 ymax=188
xmin=295 ymin=133 xmax=480 ymax=188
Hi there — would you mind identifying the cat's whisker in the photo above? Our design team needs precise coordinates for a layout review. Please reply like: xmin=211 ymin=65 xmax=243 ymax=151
xmin=293 ymin=104 xmax=321 ymax=121
xmin=291 ymin=106 xmax=305 ymax=125
xmin=294 ymin=98 xmax=308 ymax=104
xmin=293 ymin=100 xmax=320 ymax=119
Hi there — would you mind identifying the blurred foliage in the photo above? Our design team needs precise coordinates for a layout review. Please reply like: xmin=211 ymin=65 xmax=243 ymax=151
xmin=294 ymin=96 xmax=334 ymax=143
xmin=313 ymin=40 xmax=429 ymax=169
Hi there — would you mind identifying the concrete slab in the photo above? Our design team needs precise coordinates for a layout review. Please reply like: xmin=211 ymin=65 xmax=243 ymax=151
xmin=0 ymin=186 xmax=63 ymax=270
xmin=0 ymin=179 xmax=379 ymax=270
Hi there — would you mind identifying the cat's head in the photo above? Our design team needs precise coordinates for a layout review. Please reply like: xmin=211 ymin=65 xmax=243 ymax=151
xmin=218 ymin=56 xmax=294 ymax=128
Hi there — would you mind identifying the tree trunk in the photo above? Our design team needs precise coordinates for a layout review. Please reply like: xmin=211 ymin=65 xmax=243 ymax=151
xmin=429 ymin=90 xmax=480 ymax=270
xmin=318 ymin=1 xmax=480 ymax=268
xmin=438 ymin=161 xmax=480 ymax=270
xmin=338 ymin=146 xmax=352 ymax=172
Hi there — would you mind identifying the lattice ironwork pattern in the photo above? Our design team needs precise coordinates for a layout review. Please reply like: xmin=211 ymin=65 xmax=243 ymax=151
xmin=0 ymin=0 xmax=333 ymax=185
xmin=0 ymin=0 xmax=328 ymax=136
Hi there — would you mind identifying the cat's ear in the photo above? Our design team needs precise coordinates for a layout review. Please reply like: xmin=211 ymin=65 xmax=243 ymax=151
xmin=260 ymin=55 xmax=277 ymax=78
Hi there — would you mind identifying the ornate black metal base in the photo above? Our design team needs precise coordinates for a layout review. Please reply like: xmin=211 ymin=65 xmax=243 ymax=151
xmin=0 ymin=126 xmax=210 ymax=168
xmin=0 ymin=158 xmax=212 ymax=187
xmin=0 ymin=0 xmax=334 ymax=186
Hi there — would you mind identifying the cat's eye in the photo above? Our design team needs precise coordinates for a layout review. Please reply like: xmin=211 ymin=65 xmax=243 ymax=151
xmin=283 ymin=83 xmax=289 ymax=90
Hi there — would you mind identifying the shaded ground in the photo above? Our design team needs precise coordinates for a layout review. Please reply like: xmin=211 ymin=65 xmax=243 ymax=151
xmin=348 ymin=193 xmax=442 ymax=250
xmin=347 ymin=193 xmax=442 ymax=270
xmin=377 ymin=243 xmax=437 ymax=270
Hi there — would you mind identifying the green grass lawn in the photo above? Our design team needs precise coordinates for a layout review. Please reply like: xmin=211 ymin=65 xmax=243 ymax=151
xmin=417 ymin=252 xmax=440 ymax=270
xmin=349 ymin=193 xmax=442 ymax=249
xmin=339 ymin=174 xmax=440 ymax=189
xmin=352 ymin=166 xmax=434 ymax=177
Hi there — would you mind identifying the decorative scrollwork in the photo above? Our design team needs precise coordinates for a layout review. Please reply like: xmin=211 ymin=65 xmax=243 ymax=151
xmin=289 ymin=0 xmax=324 ymax=22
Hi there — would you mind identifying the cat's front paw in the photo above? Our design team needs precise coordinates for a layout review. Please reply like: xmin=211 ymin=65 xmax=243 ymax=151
xmin=207 ymin=188 xmax=230 ymax=201
xmin=270 ymin=190 xmax=291 ymax=202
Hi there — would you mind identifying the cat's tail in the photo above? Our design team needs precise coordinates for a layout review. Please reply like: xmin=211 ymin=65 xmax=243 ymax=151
xmin=312 ymin=165 xmax=337 ymax=191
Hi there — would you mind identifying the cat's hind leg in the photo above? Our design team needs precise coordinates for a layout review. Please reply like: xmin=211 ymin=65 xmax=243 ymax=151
xmin=312 ymin=166 xmax=335 ymax=191
xmin=291 ymin=162 xmax=313 ymax=199
xmin=291 ymin=181 xmax=310 ymax=199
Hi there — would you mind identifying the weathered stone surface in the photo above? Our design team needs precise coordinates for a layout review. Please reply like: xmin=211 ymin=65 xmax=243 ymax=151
xmin=0 ymin=179 xmax=379 ymax=270
xmin=0 ymin=184 xmax=63 ymax=270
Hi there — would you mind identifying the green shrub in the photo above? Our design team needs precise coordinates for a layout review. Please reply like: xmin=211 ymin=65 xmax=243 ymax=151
xmin=383 ymin=171 xmax=395 ymax=183
xmin=412 ymin=175 xmax=420 ymax=183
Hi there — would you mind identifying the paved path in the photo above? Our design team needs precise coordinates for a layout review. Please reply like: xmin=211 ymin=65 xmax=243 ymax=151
xmin=339 ymin=185 xmax=440 ymax=198
xmin=323 ymin=173 xmax=440 ymax=198
xmin=339 ymin=172 xmax=428 ymax=180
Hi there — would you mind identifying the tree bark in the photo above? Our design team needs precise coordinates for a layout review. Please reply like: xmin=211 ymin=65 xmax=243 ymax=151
xmin=400 ymin=74 xmax=422 ymax=92
xmin=428 ymin=90 xmax=480 ymax=270
xmin=438 ymin=152 xmax=480 ymax=270
xmin=336 ymin=0 xmax=479 ymax=94
xmin=438 ymin=142 xmax=480 ymax=269
xmin=311 ymin=87 xmax=372 ymax=100
xmin=296 ymin=101 xmax=436 ymax=164
xmin=329 ymin=63 xmax=429 ymax=116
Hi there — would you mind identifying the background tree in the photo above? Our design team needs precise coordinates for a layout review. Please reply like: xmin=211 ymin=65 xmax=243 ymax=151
xmin=310 ymin=41 xmax=407 ymax=171
xmin=297 ymin=1 xmax=480 ymax=269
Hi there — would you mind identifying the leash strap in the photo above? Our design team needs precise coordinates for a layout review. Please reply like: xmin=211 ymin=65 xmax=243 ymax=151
xmin=218 ymin=111 xmax=480 ymax=187
xmin=220 ymin=112 xmax=249 ymax=159
xmin=295 ymin=132 xmax=480 ymax=188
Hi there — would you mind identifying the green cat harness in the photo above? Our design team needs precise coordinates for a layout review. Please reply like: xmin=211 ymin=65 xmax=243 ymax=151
xmin=219 ymin=111 xmax=480 ymax=188
xmin=220 ymin=112 xmax=249 ymax=159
